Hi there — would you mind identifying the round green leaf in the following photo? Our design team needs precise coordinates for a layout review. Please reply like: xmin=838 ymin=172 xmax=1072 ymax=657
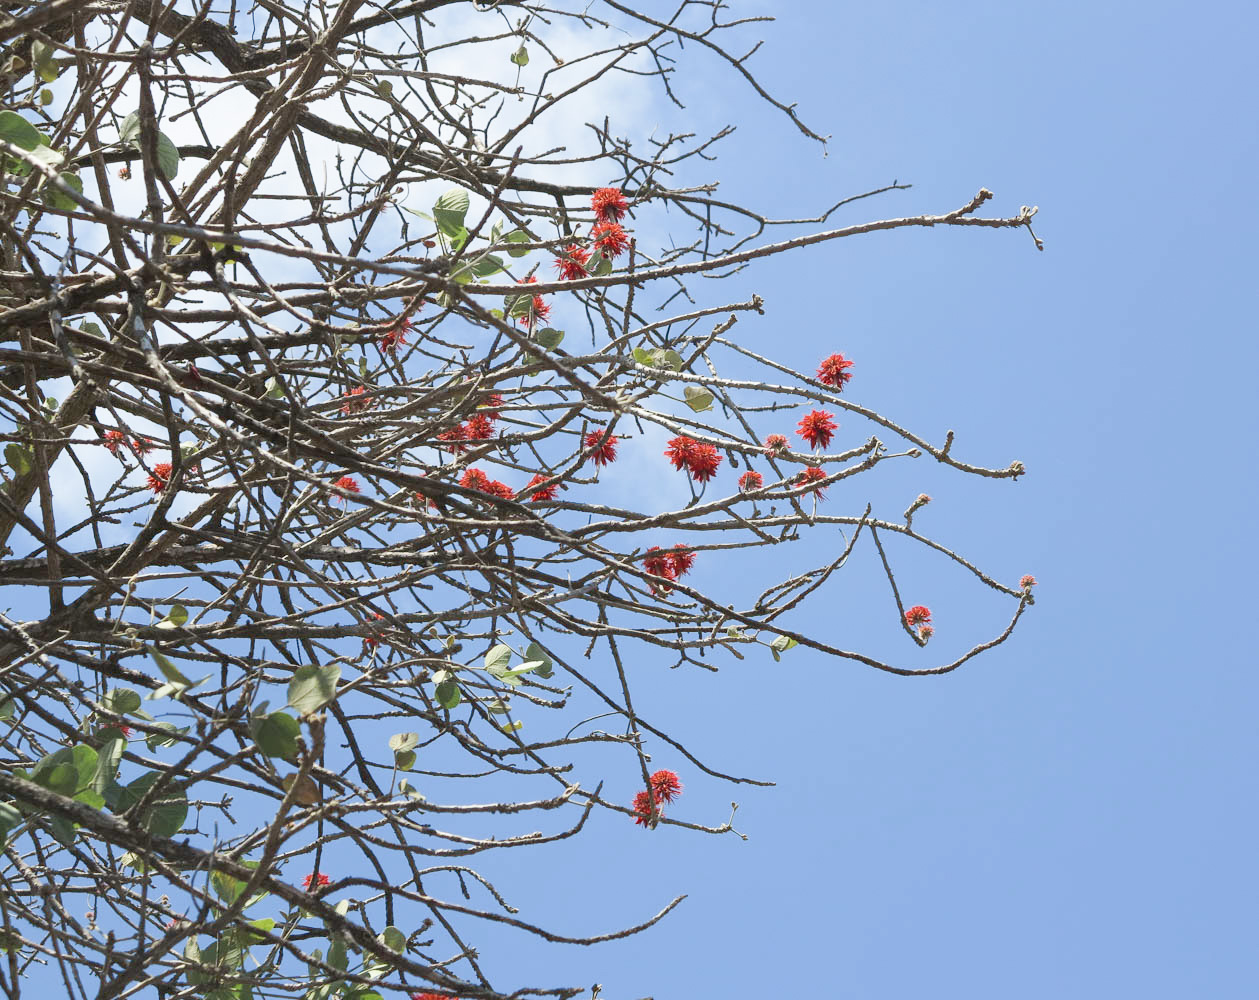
xmin=388 ymin=732 xmax=419 ymax=753
xmin=287 ymin=663 xmax=341 ymax=715
xmin=0 ymin=111 xmax=42 ymax=151
xmin=251 ymin=711 xmax=300 ymax=759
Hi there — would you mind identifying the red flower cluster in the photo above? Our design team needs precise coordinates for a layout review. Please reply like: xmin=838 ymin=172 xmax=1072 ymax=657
xmin=436 ymin=425 xmax=467 ymax=454
xmin=465 ymin=413 xmax=495 ymax=441
xmin=515 ymin=275 xmax=550 ymax=327
xmin=632 ymin=768 xmax=683 ymax=827
xmin=664 ymin=435 xmax=722 ymax=483
xmin=302 ymin=872 xmax=331 ymax=892
xmin=340 ymin=386 xmax=372 ymax=415
xmin=332 ymin=475 xmax=360 ymax=498
xmin=146 ymin=462 xmax=173 ymax=493
xmin=763 ymin=433 xmax=789 ymax=457
xmin=584 ymin=428 xmax=618 ymax=466
xmin=797 ymin=466 xmax=828 ymax=499
xmin=738 ymin=470 xmax=763 ymax=492
xmin=524 ymin=473 xmax=558 ymax=502
xmin=797 ymin=409 xmax=838 ymax=450
xmin=592 ymin=186 xmax=629 ymax=222
xmin=816 ymin=352 xmax=854 ymax=389
xmin=554 ymin=243 xmax=590 ymax=280
xmin=904 ymin=605 xmax=932 ymax=626
xmin=378 ymin=315 xmax=411 ymax=354
xmin=643 ymin=544 xmax=696 ymax=595
xmin=459 ymin=467 xmax=513 ymax=500
xmin=102 ymin=430 xmax=127 ymax=454
xmin=1020 ymin=575 xmax=1038 ymax=589
xmin=591 ymin=220 xmax=629 ymax=259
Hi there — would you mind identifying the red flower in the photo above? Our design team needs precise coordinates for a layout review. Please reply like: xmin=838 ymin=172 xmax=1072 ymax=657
xmin=664 ymin=435 xmax=697 ymax=471
xmin=378 ymin=316 xmax=411 ymax=354
xmin=686 ymin=443 xmax=722 ymax=483
xmin=904 ymin=605 xmax=932 ymax=626
xmin=478 ymin=393 xmax=504 ymax=421
xmin=919 ymin=625 xmax=935 ymax=640
xmin=763 ymin=433 xmax=789 ymax=457
xmin=118 ymin=725 xmax=133 ymax=738
xmin=1020 ymin=575 xmax=1038 ymax=589
xmin=797 ymin=410 xmax=838 ymax=450
xmin=738 ymin=470 xmax=763 ymax=493
xmin=669 ymin=545 xmax=696 ymax=578
xmin=632 ymin=789 xmax=659 ymax=827
xmin=584 ymin=429 xmax=617 ymax=466
xmin=410 ymin=994 xmax=451 ymax=1000
xmin=664 ymin=436 xmax=721 ymax=483
xmin=816 ymin=353 xmax=854 ymax=389
xmin=524 ymin=473 xmax=558 ymax=502
xmin=132 ymin=437 xmax=153 ymax=455
xmin=591 ymin=186 xmax=629 ymax=223
xmin=437 ymin=425 xmax=467 ymax=454
xmin=414 ymin=489 xmax=438 ymax=511
xmin=643 ymin=546 xmax=676 ymax=595
xmin=649 ymin=769 xmax=683 ymax=804
xmin=301 ymin=872 xmax=331 ymax=892
xmin=331 ymin=476 xmax=360 ymax=501
xmin=797 ymin=466 xmax=828 ymax=499
xmin=484 ymin=479 xmax=515 ymax=500
xmin=146 ymin=462 xmax=173 ymax=493
xmin=459 ymin=468 xmax=491 ymax=492
xmin=340 ymin=386 xmax=372 ymax=415
xmin=554 ymin=243 xmax=590 ymax=280
xmin=102 ymin=430 xmax=126 ymax=454
xmin=465 ymin=413 xmax=495 ymax=441
xmin=515 ymin=276 xmax=549 ymax=327
xmin=591 ymin=220 xmax=629 ymax=259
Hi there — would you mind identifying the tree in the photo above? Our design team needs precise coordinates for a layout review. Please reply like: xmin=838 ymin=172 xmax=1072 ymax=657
xmin=0 ymin=2 xmax=1040 ymax=998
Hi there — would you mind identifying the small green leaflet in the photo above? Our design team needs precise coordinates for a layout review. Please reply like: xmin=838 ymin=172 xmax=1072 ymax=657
xmin=484 ymin=644 xmax=513 ymax=673
xmin=510 ymin=44 xmax=529 ymax=66
xmin=4 ymin=444 xmax=32 ymax=477
xmin=0 ymin=111 xmax=42 ymax=150
xmin=535 ymin=327 xmax=564 ymax=350
xmin=156 ymin=604 xmax=188 ymax=629
xmin=683 ymin=386 xmax=715 ymax=412
xmin=432 ymin=187 xmax=470 ymax=237
xmin=769 ymin=634 xmax=798 ymax=661
xmin=287 ymin=664 xmax=341 ymax=716
xmin=524 ymin=641 xmax=554 ymax=679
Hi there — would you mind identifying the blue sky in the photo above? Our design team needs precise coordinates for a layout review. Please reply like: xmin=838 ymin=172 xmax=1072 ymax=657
xmin=457 ymin=2 xmax=1258 ymax=998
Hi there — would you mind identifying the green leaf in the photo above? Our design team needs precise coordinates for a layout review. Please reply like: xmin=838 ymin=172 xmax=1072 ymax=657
xmin=154 ymin=131 xmax=180 ymax=179
xmin=287 ymin=664 xmax=340 ymax=715
xmin=157 ymin=603 xmax=188 ymax=629
xmin=265 ymin=376 xmax=284 ymax=399
xmin=377 ymin=925 xmax=406 ymax=954
xmin=375 ymin=79 xmax=393 ymax=99
xmin=31 ymin=40 xmax=58 ymax=83
xmin=117 ymin=772 xmax=188 ymax=838
xmin=93 ymin=738 xmax=124 ymax=796
xmin=683 ymin=385 xmax=715 ymax=412
xmin=145 ymin=721 xmax=187 ymax=751
xmin=251 ymin=711 xmax=299 ymax=759
xmin=524 ymin=641 xmax=554 ymax=679
xmin=39 ymin=89 xmax=52 ymax=107
xmin=118 ymin=111 xmax=141 ymax=146
xmin=102 ymin=688 xmax=142 ymax=715
xmin=486 ymin=697 xmax=511 ymax=715
xmin=388 ymin=732 xmax=419 ymax=753
xmin=432 ymin=187 xmax=470 ymax=237
xmin=661 ymin=349 xmax=685 ymax=372
xmin=42 ymin=170 xmax=82 ymax=212
xmin=0 ymin=111 xmax=42 ymax=150
xmin=0 ymin=695 xmax=13 ymax=720
xmin=632 ymin=347 xmax=654 ymax=366
xmin=483 ymin=643 xmax=512 ymax=674
xmin=501 ymin=719 xmax=523 ymax=733
xmin=590 ymin=252 xmax=613 ymax=276
xmin=0 ymin=802 xmax=22 ymax=843
xmin=433 ymin=671 xmax=460 ymax=710
xmin=535 ymin=327 xmax=564 ymax=350
xmin=770 ymin=635 xmax=798 ymax=652
xmin=394 ymin=749 xmax=416 ymax=771
xmin=148 ymin=647 xmax=193 ymax=690
xmin=4 ymin=443 xmax=33 ymax=477
xmin=211 ymin=861 xmax=262 ymax=905
xmin=503 ymin=229 xmax=532 ymax=257
xmin=510 ymin=44 xmax=530 ymax=66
